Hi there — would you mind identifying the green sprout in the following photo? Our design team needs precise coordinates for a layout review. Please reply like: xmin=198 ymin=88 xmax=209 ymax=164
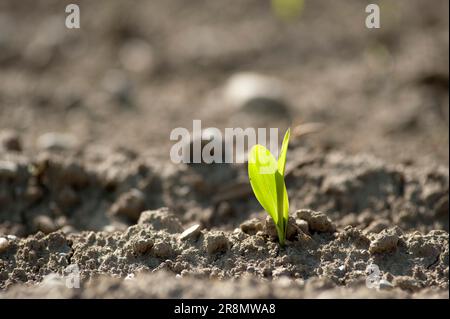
xmin=271 ymin=0 xmax=304 ymax=21
xmin=248 ymin=129 xmax=290 ymax=246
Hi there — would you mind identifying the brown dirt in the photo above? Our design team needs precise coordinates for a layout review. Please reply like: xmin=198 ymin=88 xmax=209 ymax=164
xmin=0 ymin=0 xmax=448 ymax=298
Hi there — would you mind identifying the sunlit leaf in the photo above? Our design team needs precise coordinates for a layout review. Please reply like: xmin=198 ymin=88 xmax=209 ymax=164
xmin=277 ymin=128 xmax=290 ymax=176
xmin=248 ymin=144 xmax=279 ymax=223
xmin=247 ymin=128 xmax=291 ymax=246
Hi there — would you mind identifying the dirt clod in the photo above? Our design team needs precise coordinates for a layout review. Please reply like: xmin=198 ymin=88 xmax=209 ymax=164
xmin=204 ymin=232 xmax=230 ymax=255
xmin=0 ymin=130 xmax=22 ymax=152
xmin=369 ymin=228 xmax=400 ymax=254
xmin=138 ymin=208 xmax=183 ymax=234
xmin=296 ymin=209 xmax=336 ymax=233
xmin=32 ymin=215 xmax=58 ymax=234
xmin=240 ymin=218 xmax=263 ymax=235
xmin=393 ymin=276 xmax=422 ymax=292
xmin=152 ymin=241 xmax=175 ymax=259
xmin=111 ymin=189 xmax=145 ymax=222
xmin=132 ymin=239 xmax=154 ymax=255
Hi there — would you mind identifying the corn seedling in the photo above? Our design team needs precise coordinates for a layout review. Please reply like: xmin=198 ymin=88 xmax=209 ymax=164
xmin=248 ymin=128 xmax=290 ymax=246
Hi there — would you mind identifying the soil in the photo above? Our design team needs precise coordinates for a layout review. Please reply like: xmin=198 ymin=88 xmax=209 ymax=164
xmin=0 ymin=0 xmax=448 ymax=298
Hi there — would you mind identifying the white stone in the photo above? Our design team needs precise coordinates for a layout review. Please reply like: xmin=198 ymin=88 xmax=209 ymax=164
xmin=378 ymin=279 xmax=394 ymax=290
xmin=223 ymin=72 xmax=284 ymax=110
xmin=37 ymin=132 xmax=78 ymax=151
xmin=0 ymin=237 xmax=9 ymax=252
xmin=0 ymin=160 xmax=18 ymax=177
xmin=179 ymin=224 xmax=201 ymax=241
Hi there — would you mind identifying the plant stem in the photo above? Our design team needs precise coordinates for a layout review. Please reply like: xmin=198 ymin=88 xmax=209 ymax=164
xmin=276 ymin=222 xmax=286 ymax=247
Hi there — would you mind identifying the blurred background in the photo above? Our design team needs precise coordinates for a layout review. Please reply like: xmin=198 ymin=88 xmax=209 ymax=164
xmin=0 ymin=0 xmax=448 ymax=165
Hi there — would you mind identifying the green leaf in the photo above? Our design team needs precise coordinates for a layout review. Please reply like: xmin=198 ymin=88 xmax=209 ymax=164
xmin=247 ymin=128 xmax=291 ymax=246
xmin=275 ymin=170 xmax=287 ymax=232
xmin=277 ymin=128 xmax=290 ymax=221
xmin=248 ymin=144 xmax=279 ymax=223
xmin=277 ymin=128 xmax=290 ymax=176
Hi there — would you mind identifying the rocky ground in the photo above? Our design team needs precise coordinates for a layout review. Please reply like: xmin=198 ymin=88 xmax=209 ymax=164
xmin=0 ymin=0 xmax=448 ymax=298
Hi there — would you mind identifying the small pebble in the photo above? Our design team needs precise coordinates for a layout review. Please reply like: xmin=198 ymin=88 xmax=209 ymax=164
xmin=0 ymin=160 xmax=18 ymax=178
xmin=60 ymin=225 xmax=77 ymax=235
xmin=0 ymin=237 xmax=9 ymax=252
xmin=378 ymin=279 xmax=394 ymax=290
xmin=179 ymin=224 xmax=201 ymax=241
xmin=33 ymin=215 xmax=57 ymax=234
xmin=224 ymin=72 xmax=285 ymax=112
xmin=37 ymin=132 xmax=78 ymax=151
xmin=296 ymin=219 xmax=309 ymax=234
